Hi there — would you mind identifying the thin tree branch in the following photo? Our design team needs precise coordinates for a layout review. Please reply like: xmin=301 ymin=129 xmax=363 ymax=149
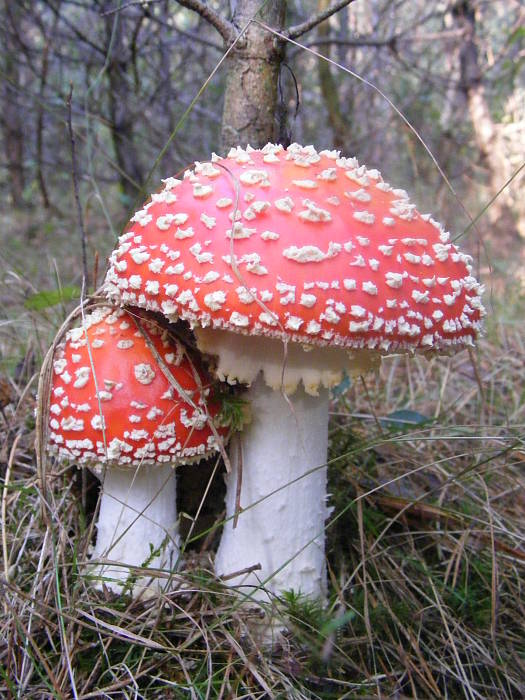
xmin=100 ymin=0 xmax=162 ymax=15
xmin=302 ymin=28 xmax=467 ymax=49
xmin=42 ymin=0 xmax=106 ymax=55
xmin=300 ymin=27 xmax=468 ymax=52
xmin=175 ymin=0 xmax=237 ymax=45
xmin=147 ymin=11 xmax=223 ymax=50
xmin=102 ymin=0 xmax=229 ymax=49
xmin=300 ymin=36 xmax=398 ymax=50
xmin=66 ymin=84 xmax=89 ymax=292
xmin=284 ymin=0 xmax=358 ymax=40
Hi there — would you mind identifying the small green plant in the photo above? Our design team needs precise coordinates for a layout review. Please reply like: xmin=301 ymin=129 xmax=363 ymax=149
xmin=215 ymin=390 xmax=251 ymax=432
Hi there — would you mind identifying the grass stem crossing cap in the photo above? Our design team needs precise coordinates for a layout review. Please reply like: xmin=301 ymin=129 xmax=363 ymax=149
xmin=105 ymin=143 xmax=485 ymax=395
xmin=48 ymin=306 xmax=225 ymax=470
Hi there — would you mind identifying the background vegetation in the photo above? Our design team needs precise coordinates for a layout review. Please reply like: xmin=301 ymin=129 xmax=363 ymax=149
xmin=1 ymin=0 xmax=524 ymax=697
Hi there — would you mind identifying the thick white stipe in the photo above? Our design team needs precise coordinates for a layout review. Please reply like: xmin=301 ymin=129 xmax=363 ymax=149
xmin=89 ymin=463 xmax=179 ymax=595
xmin=215 ymin=374 xmax=330 ymax=601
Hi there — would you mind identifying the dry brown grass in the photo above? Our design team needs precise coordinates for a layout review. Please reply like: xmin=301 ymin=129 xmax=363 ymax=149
xmin=1 ymin=214 xmax=524 ymax=697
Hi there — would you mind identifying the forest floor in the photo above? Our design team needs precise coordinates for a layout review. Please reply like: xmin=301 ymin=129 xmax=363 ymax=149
xmin=1 ymin=210 xmax=524 ymax=698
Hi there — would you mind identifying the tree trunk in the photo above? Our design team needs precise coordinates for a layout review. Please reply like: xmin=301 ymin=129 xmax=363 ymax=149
xmin=104 ymin=7 xmax=144 ymax=202
xmin=455 ymin=1 xmax=522 ymax=258
xmin=317 ymin=0 xmax=347 ymax=150
xmin=220 ymin=0 xmax=286 ymax=152
xmin=2 ymin=2 xmax=25 ymax=208
xmin=36 ymin=17 xmax=57 ymax=210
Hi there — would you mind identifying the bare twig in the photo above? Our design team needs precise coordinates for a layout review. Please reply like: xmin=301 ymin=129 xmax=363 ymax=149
xmin=130 ymin=312 xmax=231 ymax=471
xmin=66 ymin=84 xmax=89 ymax=292
xmin=101 ymin=0 xmax=224 ymax=51
xmin=297 ymin=28 xmax=466 ymax=51
xmin=167 ymin=22 xmax=224 ymax=51
xmin=299 ymin=36 xmax=398 ymax=50
xmin=175 ymin=0 xmax=237 ymax=45
xmin=100 ymin=0 xmax=162 ymax=15
xmin=284 ymin=0 xmax=358 ymax=40
xmin=220 ymin=563 xmax=262 ymax=582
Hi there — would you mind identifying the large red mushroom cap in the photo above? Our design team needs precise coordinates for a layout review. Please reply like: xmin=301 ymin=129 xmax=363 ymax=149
xmin=47 ymin=306 xmax=226 ymax=472
xmin=104 ymin=143 xmax=485 ymax=393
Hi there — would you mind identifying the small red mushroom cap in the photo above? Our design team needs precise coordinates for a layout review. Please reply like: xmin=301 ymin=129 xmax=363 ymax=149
xmin=104 ymin=144 xmax=485 ymax=392
xmin=47 ymin=306 xmax=226 ymax=472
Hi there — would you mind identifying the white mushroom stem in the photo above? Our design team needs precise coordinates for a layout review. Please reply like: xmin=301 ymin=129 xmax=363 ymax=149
xmin=89 ymin=463 xmax=179 ymax=595
xmin=214 ymin=373 xmax=330 ymax=601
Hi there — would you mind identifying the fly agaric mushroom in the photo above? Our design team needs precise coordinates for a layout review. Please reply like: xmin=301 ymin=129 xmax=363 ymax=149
xmin=104 ymin=143 xmax=485 ymax=600
xmin=47 ymin=305 xmax=226 ymax=594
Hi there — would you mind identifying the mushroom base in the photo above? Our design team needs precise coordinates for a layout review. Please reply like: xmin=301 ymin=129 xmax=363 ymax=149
xmin=87 ymin=463 xmax=179 ymax=596
xmin=214 ymin=374 xmax=330 ymax=601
